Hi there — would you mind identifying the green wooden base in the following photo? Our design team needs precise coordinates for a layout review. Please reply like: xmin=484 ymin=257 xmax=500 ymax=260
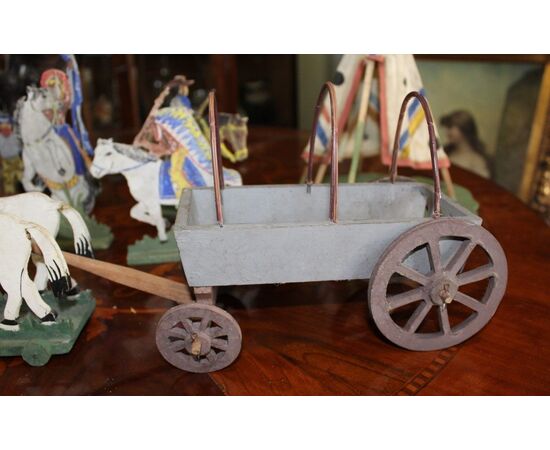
xmin=0 ymin=290 xmax=96 ymax=366
xmin=58 ymin=211 xmax=114 ymax=251
xmin=337 ymin=172 xmax=480 ymax=214
xmin=126 ymin=230 xmax=180 ymax=266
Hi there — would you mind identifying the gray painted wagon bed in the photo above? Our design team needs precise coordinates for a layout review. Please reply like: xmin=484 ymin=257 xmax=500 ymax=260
xmin=176 ymin=182 xmax=480 ymax=287
xmin=155 ymin=85 xmax=508 ymax=373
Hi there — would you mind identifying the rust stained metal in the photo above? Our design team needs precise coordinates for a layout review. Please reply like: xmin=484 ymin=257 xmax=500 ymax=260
xmin=208 ymin=90 xmax=225 ymax=226
xmin=389 ymin=91 xmax=442 ymax=218
xmin=305 ymin=82 xmax=339 ymax=223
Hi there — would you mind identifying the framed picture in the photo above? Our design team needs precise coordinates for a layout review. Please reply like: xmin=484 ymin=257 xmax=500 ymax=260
xmin=415 ymin=55 xmax=549 ymax=213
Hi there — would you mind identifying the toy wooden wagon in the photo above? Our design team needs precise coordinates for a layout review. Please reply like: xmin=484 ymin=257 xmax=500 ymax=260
xmin=155 ymin=83 xmax=508 ymax=373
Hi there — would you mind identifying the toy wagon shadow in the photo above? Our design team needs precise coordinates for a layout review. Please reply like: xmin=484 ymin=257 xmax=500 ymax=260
xmin=154 ymin=84 xmax=507 ymax=373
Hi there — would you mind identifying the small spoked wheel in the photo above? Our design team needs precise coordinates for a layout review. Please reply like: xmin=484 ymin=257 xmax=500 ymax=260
xmin=369 ymin=218 xmax=507 ymax=351
xmin=156 ymin=303 xmax=242 ymax=373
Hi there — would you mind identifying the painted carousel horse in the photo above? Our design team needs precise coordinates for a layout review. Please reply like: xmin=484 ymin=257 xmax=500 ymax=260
xmin=0 ymin=192 xmax=93 ymax=295
xmin=0 ymin=213 xmax=70 ymax=331
xmin=91 ymin=138 xmax=241 ymax=241
xmin=14 ymin=87 xmax=96 ymax=213
xmin=133 ymin=76 xmax=249 ymax=163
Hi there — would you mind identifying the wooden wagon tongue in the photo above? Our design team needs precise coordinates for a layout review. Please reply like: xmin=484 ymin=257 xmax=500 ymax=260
xmin=61 ymin=252 xmax=193 ymax=305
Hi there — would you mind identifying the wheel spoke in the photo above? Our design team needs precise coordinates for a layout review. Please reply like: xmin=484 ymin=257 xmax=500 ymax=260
xmin=428 ymin=238 xmax=442 ymax=273
xmin=387 ymin=287 xmax=425 ymax=311
xmin=457 ymin=263 xmax=495 ymax=286
xmin=446 ymin=240 xmax=476 ymax=275
xmin=454 ymin=292 xmax=484 ymax=312
xmin=438 ymin=305 xmax=451 ymax=335
xmin=206 ymin=349 xmax=217 ymax=362
xmin=404 ymin=301 xmax=431 ymax=333
xmin=199 ymin=311 xmax=211 ymax=331
xmin=395 ymin=264 xmax=429 ymax=286
xmin=211 ymin=338 xmax=228 ymax=351
xmin=168 ymin=327 xmax=188 ymax=339
xmin=209 ymin=326 xmax=227 ymax=338
xmin=168 ymin=340 xmax=187 ymax=352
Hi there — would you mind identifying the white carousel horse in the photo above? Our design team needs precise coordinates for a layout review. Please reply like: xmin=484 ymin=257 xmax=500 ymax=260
xmin=0 ymin=192 xmax=93 ymax=294
xmin=0 ymin=213 xmax=70 ymax=331
xmin=90 ymin=139 xmax=242 ymax=241
xmin=14 ymin=86 xmax=95 ymax=213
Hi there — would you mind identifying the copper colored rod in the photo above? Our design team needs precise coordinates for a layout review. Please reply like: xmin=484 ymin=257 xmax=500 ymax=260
xmin=208 ymin=90 xmax=225 ymax=226
xmin=306 ymin=82 xmax=339 ymax=223
xmin=389 ymin=91 xmax=442 ymax=218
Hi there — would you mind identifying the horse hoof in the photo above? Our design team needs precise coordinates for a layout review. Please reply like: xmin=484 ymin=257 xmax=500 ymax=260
xmin=41 ymin=311 xmax=58 ymax=326
xmin=0 ymin=319 xmax=19 ymax=332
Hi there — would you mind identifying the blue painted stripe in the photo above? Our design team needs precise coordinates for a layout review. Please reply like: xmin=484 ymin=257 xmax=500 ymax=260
xmin=159 ymin=160 xmax=176 ymax=199
xmin=316 ymin=124 xmax=328 ymax=148
xmin=184 ymin=157 xmax=207 ymax=187
xmin=369 ymin=92 xmax=380 ymax=111
xmin=407 ymin=87 xmax=426 ymax=119
xmin=399 ymin=129 xmax=409 ymax=150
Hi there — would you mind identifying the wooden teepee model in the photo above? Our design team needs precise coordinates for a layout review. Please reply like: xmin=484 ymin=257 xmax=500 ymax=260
xmin=301 ymin=54 xmax=456 ymax=198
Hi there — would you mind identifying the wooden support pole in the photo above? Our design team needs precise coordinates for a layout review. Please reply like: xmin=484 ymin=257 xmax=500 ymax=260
xmin=314 ymin=163 xmax=329 ymax=184
xmin=62 ymin=252 xmax=193 ymax=305
xmin=348 ymin=60 xmax=375 ymax=183
xmin=441 ymin=167 xmax=456 ymax=199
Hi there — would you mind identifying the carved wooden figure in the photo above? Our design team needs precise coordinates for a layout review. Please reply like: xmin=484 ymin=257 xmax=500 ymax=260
xmin=0 ymin=192 xmax=93 ymax=294
xmin=90 ymin=137 xmax=241 ymax=242
xmin=14 ymin=87 xmax=96 ymax=213
xmin=0 ymin=213 xmax=70 ymax=331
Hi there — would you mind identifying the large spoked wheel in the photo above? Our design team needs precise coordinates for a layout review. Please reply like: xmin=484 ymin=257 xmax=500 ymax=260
xmin=369 ymin=218 xmax=507 ymax=351
xmin=156 ymin=303 xmax=242 ymax=373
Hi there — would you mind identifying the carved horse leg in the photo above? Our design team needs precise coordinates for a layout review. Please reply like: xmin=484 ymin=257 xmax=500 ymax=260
xmin=130 ymin=202 xmax=167 ymax=242
xmin=21 ymin=152 xmax=42 ymax=193
xmin=32 ymin=256 xmax=49 ymax=291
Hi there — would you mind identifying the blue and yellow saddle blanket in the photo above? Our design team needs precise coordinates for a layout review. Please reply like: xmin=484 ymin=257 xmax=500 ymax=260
xmin=156 ymin=106 xmax=241 ymax=200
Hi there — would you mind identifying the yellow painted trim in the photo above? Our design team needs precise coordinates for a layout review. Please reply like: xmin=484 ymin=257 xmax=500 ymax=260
xmin=519 ymin=62 xmax=550 ymax=202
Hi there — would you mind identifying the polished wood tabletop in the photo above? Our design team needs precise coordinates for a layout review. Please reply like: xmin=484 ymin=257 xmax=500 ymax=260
xmin=1 ymin=127 xmax=549 ymax=395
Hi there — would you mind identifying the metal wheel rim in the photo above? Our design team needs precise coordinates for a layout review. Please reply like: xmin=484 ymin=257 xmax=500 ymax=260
xmin=156 ymin=303 xmax=242 ymax=373
xmin=369 ymin=218 xmax=508 ymax=351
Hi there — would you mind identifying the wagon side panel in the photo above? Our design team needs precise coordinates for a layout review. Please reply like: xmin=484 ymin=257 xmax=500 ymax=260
xmin=176 ymin=221 xmax=421 ymax=287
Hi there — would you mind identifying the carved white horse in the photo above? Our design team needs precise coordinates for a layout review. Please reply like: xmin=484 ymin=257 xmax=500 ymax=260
xmin=14 ymin=87 xmax=95 ymax=213
xmin=90 ymin=139 xmax=241 ymax=241
xmin=0 ymin=213 xmax=70 ymax=331
xmin=0 ymin=192 xmax=92 ymax=295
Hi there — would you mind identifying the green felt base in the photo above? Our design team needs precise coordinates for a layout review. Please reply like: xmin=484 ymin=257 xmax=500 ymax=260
xmin=126 ymin=230 xmax=180 ymax=266
xmin=57 ymin=210 xmax=114 ymax=251
xmin=339 ymin=172 xmax=479 ymax=214
xmin=0 ymin=290 xmax=96 ymax=366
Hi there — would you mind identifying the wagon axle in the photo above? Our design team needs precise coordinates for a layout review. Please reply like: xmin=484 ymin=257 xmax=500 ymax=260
xmin=429 ymin=276 xmax=458 ymax=306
